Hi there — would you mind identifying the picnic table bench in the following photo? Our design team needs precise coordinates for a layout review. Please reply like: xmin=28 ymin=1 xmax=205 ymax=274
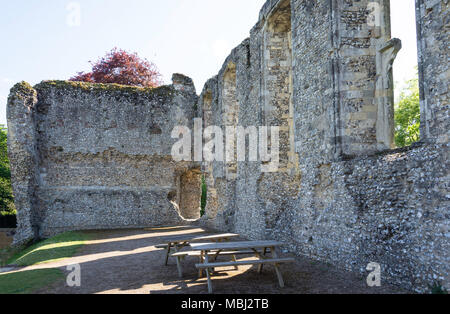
xmin=158 ymin=233 xmax=240 ymax=267
xmin=189 ymin=241 xmax=295 ymax=293
xmin=171 ymin=248 xmax=268 ymax=278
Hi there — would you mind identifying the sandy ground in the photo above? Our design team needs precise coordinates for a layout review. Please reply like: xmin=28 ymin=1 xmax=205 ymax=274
xmin=5 ymin=226 xmax=407 ymax=294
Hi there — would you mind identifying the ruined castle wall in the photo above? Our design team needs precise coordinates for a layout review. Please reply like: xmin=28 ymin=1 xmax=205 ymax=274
xmin=8 ymin=76 xmax=198 ymax=241
xmin=7 ymin=0 xmax=448 ymax=292
xmin=6 ymin=83 xmax=39 ymax=245
xmin=200 ymin=0 xmax=449 ymax=291
xmin=200 ymin=42 xmax=258 ymax=233
xmin=416 ymin=0 xmax=449 ymax=144
xmin=292 ymin=0 xmax=336 ymax=163
xmin=286 ymin=143 xmax=449 ymax=292
xmin=293 ymin=0 xmax=399 ymax=161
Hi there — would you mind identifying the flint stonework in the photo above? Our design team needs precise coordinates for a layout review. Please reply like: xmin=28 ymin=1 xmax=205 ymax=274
xmin=7 ymin=0 xmax=449 ymax=292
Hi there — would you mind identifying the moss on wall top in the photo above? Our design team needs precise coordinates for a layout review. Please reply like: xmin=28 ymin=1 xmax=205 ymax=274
xmin=33 ymin=80 xmax=176 ymax=100
xmin=8 ymin=81 xmax=37 ymax=103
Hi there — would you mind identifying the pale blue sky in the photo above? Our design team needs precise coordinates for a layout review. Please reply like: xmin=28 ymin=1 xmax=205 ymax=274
xmin=0 ymin=0 xmax=417 ymax=126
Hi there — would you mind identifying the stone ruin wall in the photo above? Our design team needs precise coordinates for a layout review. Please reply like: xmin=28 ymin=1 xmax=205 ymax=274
xmin=198 ymin=0 xmax=449 ymax=292
xmin=7 ymin=75 xmax=200 ymax=243
xmin=6 ymin=0 xmax=449 ymax=292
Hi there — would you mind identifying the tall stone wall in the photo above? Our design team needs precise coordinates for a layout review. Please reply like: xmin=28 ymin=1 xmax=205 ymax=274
xmin=416 ymin=0 xmax=449 ymax=144
xmin=7 ymin=82 xmax=39 ymax=244
xmin=8 ymin=75 xmax=199 ymax=241
xmin=7 ymin=0 xmax=448 ymax=292
xmin=199 ymin=0 xmax=449 ymax=292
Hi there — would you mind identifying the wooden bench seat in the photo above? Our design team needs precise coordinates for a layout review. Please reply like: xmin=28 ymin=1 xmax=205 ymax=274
xmin=196 ymin=256 xmax=295 ymax=293
xmin=185 ymin=240 xmax=292 ymax=293
xmin=159 ymin=233 xmax=240 ymax=266
xmin=170 ymin=250 xmax=269 ymax=278
xmin=171 ymin=250 xmax=264 ymax=257
xmin=195 ymin=257 xmax=295 ymax=269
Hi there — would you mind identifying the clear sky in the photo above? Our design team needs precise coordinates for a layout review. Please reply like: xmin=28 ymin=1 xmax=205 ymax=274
xmin=391 ymin=0 xmax=419 ymax=99
xmin=0 ymin=0 xmax=417 ymax=126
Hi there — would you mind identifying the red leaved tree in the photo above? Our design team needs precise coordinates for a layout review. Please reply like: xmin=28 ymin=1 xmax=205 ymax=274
xmin=70 ymin=48 xmax=162 ymax=88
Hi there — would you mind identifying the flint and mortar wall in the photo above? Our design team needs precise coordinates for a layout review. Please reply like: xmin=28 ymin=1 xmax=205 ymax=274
xmin=6 ymin=83 xmax=39 ymax=244
xmin=199 ymin=0 xmax=449 ymax=292
xmin=416 ymin=0 xmax=449 ymax=144
xmin=8 ymin=75 xmax=199 ymax=241
xmin=7 ymin=0 xmax=448 ymax=292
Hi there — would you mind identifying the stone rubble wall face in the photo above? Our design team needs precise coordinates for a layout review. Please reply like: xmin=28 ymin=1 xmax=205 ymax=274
xmin=7 ymin=0 xmax=449 ymax=292
xmin=416 ymin=0 xmax=449 ymax=144
xmin=198 ymin=0 xmax=449 ymax=292
xmin=8 ymin=79 xmax=199 ymax=240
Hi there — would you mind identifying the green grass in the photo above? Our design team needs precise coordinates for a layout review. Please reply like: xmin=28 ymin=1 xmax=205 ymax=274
xmin=430 ymin=282 xmax=448 ymax=295
xmin=0 ymin=231 xmax=90 ymax=294
xmin=0 ymin=246 xmax=21 ymax=267
xmin=6 ymin=231 xmax=90 ymax=267
xmin=0 ymin=269 xmax=64 ymax=294
xmin=0 ymin=210 xmax=16 ymax=216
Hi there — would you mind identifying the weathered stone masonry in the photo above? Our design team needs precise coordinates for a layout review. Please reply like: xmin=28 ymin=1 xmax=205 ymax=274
xmin=7 ymin=0 xmax=449 ymax=292
xmin=8 ymin=76 xmax=200 ymax=240
xmin=198 ymin=0 xmax=449 ymax=292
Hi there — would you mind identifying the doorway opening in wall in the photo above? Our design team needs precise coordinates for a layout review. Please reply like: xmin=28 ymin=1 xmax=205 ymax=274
xmin=178 ymin=169 xmax=202 ymax=220
xmin=391 ymin=0 xmax=420 ymax=148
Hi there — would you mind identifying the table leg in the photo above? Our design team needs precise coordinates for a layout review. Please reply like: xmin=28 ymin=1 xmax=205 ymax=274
xmin=252 ymin=248 xmax=264 ymax=274
xmin=204 ymin=252 xmax=213 ymax=294
xmin=271 ymin=246 xmax=284 ymax=288
xmin=198 ymin=251 xmax=204 ymax=278
xmin=212 ymin=249 xmax=223 ymax=262
xmin=165 ymin=243 xmax=172 ymax=266
xmin=174 ymin=244 xmax=183 ymax=278
xmin=231 ymin=254 xmax=238 ymax=270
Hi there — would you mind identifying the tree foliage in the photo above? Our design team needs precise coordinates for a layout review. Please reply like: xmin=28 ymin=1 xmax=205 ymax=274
xmin=394 ymin=77 xmax=420 ymax=148
xmin=0 ymin=125 xmax=15 ymax=215
xmin=200 ymin=176 xmax=207 ymax=217
xmin=70 ymin=48 xmax=162 ymax=88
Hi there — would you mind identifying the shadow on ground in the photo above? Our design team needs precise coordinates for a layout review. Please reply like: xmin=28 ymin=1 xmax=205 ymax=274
xmin=13 ymin=227 xmax=407 ymax=294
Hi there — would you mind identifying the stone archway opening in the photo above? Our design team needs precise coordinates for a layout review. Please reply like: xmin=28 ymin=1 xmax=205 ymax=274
xmin=390 ymin=0 xmax=421 ymax=148
xmin=223 ymin=62 xmax=239 ymax=180
xmin=178 ymin=168 xmax=202 ymax=220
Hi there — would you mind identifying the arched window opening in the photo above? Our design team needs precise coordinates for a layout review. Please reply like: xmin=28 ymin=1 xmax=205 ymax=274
xmin=263 ymin=0 xmax=294 ymax=172
xmin=222 ymin=62 xmax=239 ymax=179
xmin=391 ymin=0 xmax=421 ymax=148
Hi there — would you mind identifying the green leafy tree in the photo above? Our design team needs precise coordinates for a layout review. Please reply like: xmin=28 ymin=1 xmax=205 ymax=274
xmin=200 ymin=176 xmax=207 ymax=217
xmin=0 ymin=125 xmax=15 ymax=215
xmin=70 ymin=48 xmax=162 ymax=88
xmin=394 ymin=76 xmax=420 ymax=148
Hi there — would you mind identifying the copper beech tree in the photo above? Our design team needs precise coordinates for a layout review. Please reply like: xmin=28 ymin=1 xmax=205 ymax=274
xmin=70 ymin=48 xmax=162 ymax=88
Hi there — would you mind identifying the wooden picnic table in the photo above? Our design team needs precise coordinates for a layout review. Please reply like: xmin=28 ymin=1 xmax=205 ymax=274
xmin=189 ymin=240 xmax=295 ymax=293
xmin=159 ymin=233 xmax=240 ymax=266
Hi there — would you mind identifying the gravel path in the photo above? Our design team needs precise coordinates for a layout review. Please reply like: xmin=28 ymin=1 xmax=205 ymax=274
xmin=8 ymin=226 xmax=407 ymax=294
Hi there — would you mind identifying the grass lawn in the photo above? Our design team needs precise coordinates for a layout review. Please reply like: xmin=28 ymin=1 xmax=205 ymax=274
xmin=0 ymin=231 xmax=90 ymax=294
xmin=0 ymin=269 xmax=64 ymax=294
xmin=6 ymin=231 xmax=90 ymax=266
